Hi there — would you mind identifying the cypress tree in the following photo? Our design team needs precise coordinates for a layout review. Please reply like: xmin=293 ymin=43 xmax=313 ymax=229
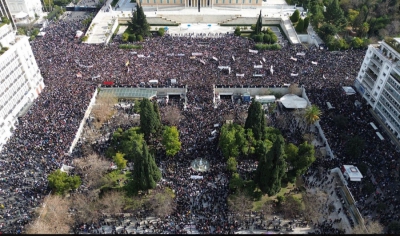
xmin=295 ymin=18 xmax=305 ymax=33
xmin=255 ymin=135 xmax=287 ymax=196
xmin=255 ymin=10 xmax=262 ymax=35
xmin=132 ymin=141 xmax=161 ymax=193
xmin=244 ymin=100 xmax=265 ymax=141
xmin=152 ymin=100 xmax=162 ymax=133
xmin=140 ymin=98 xmax=157 ymax=142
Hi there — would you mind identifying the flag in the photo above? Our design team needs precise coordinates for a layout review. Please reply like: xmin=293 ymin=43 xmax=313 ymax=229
xmin=125 ymin=60 xmax=129 ymax=67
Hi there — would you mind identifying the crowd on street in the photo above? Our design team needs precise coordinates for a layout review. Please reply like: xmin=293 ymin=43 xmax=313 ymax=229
xmin=0 ymin=12 xmax=399 ymax=234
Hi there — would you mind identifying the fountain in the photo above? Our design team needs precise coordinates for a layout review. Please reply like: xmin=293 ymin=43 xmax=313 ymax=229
xmin=191 ymin=158 xmax=210 ymax=172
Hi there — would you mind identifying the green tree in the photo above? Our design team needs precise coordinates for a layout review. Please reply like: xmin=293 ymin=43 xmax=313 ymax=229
xmin=245 ymin=100 xmax=265 ymax=141
xmin=219 ymin=123 xmax=247 ymax=159
xmin=304 ymin=105 xmax=321 ymax=131
xmin=290 ymin=9 xmax=300 ymax=23
xmin=229 ymin=172 xmax=244 ymax=191
xmin=113 ymin=152 xmax=127 ymax=170
xmin=309 ymin=0 xmax=325 ymax=28
xmin=303 ymin=16 xmax=310 ymax=31
xmin=286 ymin=141 xmax=315 ymax=182
xmin=128 ymin=34 xmax=136 ymax=42
xmin=263 ymin=34 xmax=271 ymax=44
xmin=351 ymin=37 xmax=364 ymax=49
xmin=345 ymin=135 xmax=365 ymax=159
xmin=140 ymin=98 xmax=157 ymax=142
xmin=128 ymin=4 xmax=150 ymax=37
xmin=324 ymin=0 xmax=347 ymax=29
xmin=254 ymin=135 xmax=287 ymax=196
xmin=106 ymin=127 xmax=144 ymax=161
xmin=255 ymin=10 xmax=263 ymax=35
xmin=234 ymin=26 xmax=241 ymax=36
xmin=227 ymin=157 xmax=238 ymax=172
xmin=358 ymin=22 xmax=370 ymax=37
xmin=158 ymin=28 xmax=165 ymax=36
xmin=130 ymin=141 xmax=161 ymax=194
xmin=162 ymin=126 xmax=181 ymax=157
xmin=152 ymin=100 xmax=162 ymax=133
xmin=1 ymin=16 xmax=10 ymax=25
xmin=295 ymin=18 xmax=305 ymax=33
xmin=48 ymin=170 xmax=81 ymax=195
xmin=318 ymin=23 xmax=338 ymax=41
xmin=347 ymin=9 xmax=359 ymax=27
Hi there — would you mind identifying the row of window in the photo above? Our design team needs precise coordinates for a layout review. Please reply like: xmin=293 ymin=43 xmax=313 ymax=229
xmin=377 ymin=102 xmax=400 ymax=134
xmin=0 ymin=52 xmax=18 ymax=73
xmin=145 ymin=0 xmax=257 ymax=3
xmin=382 ymin=88 xmax=400 ymax=112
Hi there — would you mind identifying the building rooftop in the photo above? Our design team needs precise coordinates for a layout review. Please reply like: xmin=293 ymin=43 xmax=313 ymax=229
xmin=100 ymin=87 xmax=158 ymax=99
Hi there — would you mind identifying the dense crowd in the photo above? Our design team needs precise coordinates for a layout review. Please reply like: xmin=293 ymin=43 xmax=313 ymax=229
xmin=0 ymin=9 xmax=398 ymax=233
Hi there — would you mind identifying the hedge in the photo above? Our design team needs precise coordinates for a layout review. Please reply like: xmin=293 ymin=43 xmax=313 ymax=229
xmin=118 ymin=44 xmax=143 ymax=49
xmin=255 ymin=44 xmax=282 ymax=51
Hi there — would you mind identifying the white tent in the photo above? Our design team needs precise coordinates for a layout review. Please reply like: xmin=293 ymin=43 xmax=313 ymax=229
xmin=279 ymin=94 xmax=307 ymax=109
xmin=343 ymin=86 xmax=356 ymax=95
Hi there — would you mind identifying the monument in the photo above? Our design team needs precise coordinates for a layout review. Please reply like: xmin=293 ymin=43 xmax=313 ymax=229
xmin=191 ymin=158 xmax=210 ymax=172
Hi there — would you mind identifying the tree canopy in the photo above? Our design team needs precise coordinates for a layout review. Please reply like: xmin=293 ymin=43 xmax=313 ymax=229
xmin=106 ymin=127 xmax=144 ymax=161
xmin=127 ymin=4 xmax=150 ymax=37
xmin=254 ymin=134 xmax=287 ymax=196
xmin=245 ymin=100 xmax=266 ymax=140
xmin=129 ymin=141 xmax=161 ymax=195
xmin=285 ymin=142 xmax=315 ymax=182
xmin=162 ymin=126 xmax=181 ymax=157
xmin=140 ymin=98 xmax=159 ymax=142
xmin=48 ymin=170 xmax=81 ymax=195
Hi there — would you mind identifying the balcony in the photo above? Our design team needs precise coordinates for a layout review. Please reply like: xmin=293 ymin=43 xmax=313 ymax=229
xmin=365 ymin=70 xmax=377 ymax=82
xmin=370 ymin=58 xmax=382 ymax=67
xmin=362 ymin=80 xmax=373 ymax=91
xmin=368 ymin=64 xmax=380 ymax=75
xmin=363 ymin=75 xmax=374 ymax=89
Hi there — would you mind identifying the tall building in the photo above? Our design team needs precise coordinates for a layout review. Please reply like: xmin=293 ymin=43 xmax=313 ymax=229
xmin=0 ymin=12 xmax=44 ymax=151
xmin=5 ymin=0 xmax=43 ymax=24
xmin=138 ymin=0 xmax=262 ymax=7
xmin=354 ymin=38 xmax=400 ymax=143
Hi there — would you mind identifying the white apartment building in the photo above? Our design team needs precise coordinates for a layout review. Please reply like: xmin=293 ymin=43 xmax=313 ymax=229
xmin=354 ymin=38 xmax=400 ymax=142
xmin=5 ymin=0 xmax=43 ymax=23
xmin=0 ymin=22 xmax=44 ymax=151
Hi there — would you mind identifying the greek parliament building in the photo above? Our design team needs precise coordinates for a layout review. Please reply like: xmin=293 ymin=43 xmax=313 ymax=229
xmin=354 ymin=38 xmax=400 ymax=146
xmin=0 ymin=0 xmax=44 ymax=151
xmin=138 ymin=0 xmax=262 ymax=8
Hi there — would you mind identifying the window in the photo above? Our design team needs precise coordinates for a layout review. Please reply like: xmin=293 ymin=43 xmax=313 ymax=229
xmin=383 ymin=73 xmax=386 ymax=77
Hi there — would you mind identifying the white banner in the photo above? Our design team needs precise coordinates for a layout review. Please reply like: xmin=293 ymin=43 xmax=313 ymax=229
xmin=212 ymin=57 xmax=218 ymax=61
xmin=323 ymin=74 xmax=326 ymax=79
xmin=199 ymin=59 xmax=206 ymax=65
xmin=253 ymin=74 xmax=263 ymax=77
xmin=177 ymin=53 xmax=185 ymax=57
xmin=249 ymin=49 xmax=258 ymax=54
xmin=236 ymin=73 xmax=245 ymax=77
xmin=262 ymin=57 xmax=266 ymax=63
xmin=270 ymin=65 xmax=274 ymax=75
xmin=291 ymin=73 xmax=299 ymax=76
xmin=218 ymin=66 xmax=231 ymax=74
xmin=192 ymin=52 xmax=203 ymax=56
xmin=167 ymin=53 xmax=174 ymax=56
xmin=190 ymin=175 xmax=203 ymax=179
xmin=296 ymin=52 xmax=306 ymax=56
xmin=130 ymin=51 xmax=137 ymax=54
xmin=260 ymin=60 xmax=263 ymax=65
xmin=312 ymin=61 xmax=318 ymax=65
xmin=138 ymin=55 xmax=145 ymax=58
xmin=290 ymin=57 xmax=297 ymax=61
xmin=232 ymin=55 xmax=235 ymax=61
xmin=254 ymin=65 xmax=263 ymax=69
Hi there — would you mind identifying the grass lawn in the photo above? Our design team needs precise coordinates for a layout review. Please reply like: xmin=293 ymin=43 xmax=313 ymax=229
xmin=252 ymin=181 xmax=305 ymax=211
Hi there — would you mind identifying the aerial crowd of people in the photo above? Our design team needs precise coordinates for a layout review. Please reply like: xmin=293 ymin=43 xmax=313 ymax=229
xmin=0 ymin=9 xmax=399 ymax=234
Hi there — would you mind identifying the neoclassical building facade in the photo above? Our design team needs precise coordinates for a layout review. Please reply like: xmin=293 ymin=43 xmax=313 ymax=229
xmin=139 ymin=0 xmax=262 ymax=7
